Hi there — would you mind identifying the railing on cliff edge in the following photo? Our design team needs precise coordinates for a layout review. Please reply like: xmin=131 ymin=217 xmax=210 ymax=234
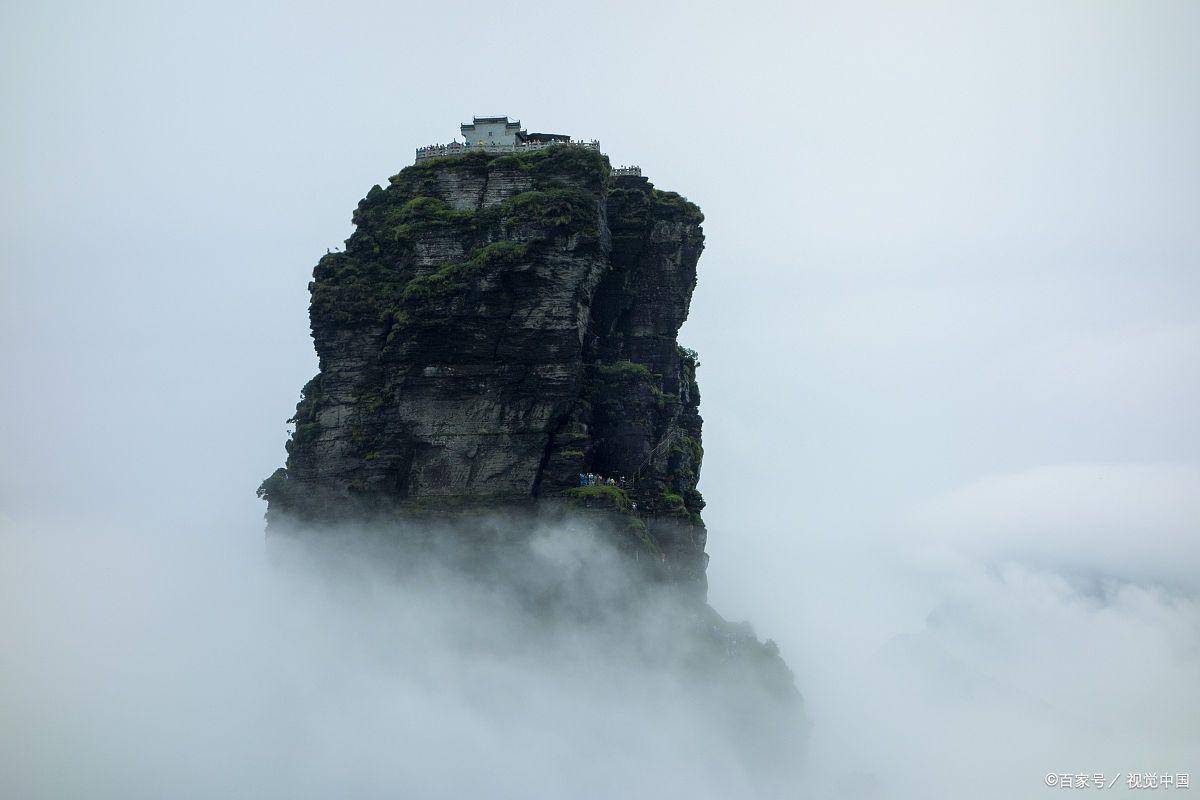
xmin=632 ymin=428 xmax=679 ymax=483
xmin=414 ymin=139 xmax=601 ymax=163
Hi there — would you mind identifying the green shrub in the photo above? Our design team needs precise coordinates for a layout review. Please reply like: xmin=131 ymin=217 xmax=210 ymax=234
xmin=652 ymin=189 xmax=704 ymax=225
xmin=523 ymin=146 xmax=610 ymax=188
xmin=256 ymin=468 xmax=288 ymax=501
xmin=401 ymin=241 xmax=528 ymax=303
xmin=673 ymin=434 xmax=703 ymax=463
xmin=385 ymin=196 xmax=475 ymax=240
xmin=564 ymin=484 xmax=631 ymax=512
xmin=607 ymin=184 xmax=703 ymax=232
xmin=289 ymin=376 xmax=324 ymax=424
xmin=488 ymin=154 xmax=526 ymax=170
xmin=500 ymin=189 xmax=598 ymax=235
xmin=594 ymin=360 xmax=652 ymax=381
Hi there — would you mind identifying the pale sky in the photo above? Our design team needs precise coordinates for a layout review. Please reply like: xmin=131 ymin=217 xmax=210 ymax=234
xmin=2 ymin=2 xmax=1198 ymax=797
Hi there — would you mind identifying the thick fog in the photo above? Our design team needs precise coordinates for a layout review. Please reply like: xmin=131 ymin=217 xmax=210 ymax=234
xmin=3 ymin=517 xmax=807 ymax=799
xmin=2 ymin=1 xmax=1197 ymax=798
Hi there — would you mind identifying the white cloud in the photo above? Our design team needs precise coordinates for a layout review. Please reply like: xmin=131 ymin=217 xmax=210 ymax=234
xmin=911 ymin=462 xmax=1200 ymax=589
xmin=0 ymin=518 xmax=805 ymax=800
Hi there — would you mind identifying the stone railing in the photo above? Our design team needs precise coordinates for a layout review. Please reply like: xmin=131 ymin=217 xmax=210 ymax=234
xmin=611 ymin=166 xmax=642 ymax=177
xmin=415 ymin=139 xmax=601 ymax=163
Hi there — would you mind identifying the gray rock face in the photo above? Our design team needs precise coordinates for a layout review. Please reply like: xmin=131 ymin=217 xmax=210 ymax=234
xmin=259 ymin=143 xmax=804 ymax=745
xmin=259 ymin=147 xmax=709 ymax=582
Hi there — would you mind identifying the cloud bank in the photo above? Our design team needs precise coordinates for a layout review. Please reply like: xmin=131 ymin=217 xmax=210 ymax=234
xmin=0 ymin=517 xmax=803 ymax=800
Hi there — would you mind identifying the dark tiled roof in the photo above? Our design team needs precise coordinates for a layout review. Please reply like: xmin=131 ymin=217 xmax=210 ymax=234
xmin=464 ymin=116 xmax=522 ymax=128
xmin=525 ymin=132 xmax=570 ymax=142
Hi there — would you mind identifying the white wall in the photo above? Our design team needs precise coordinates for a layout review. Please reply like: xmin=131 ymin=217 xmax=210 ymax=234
xmin=462 ymin=120 xmax=518 ymax=146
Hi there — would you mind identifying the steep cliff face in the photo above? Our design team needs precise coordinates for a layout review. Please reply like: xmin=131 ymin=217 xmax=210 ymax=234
xmin=258 ymin=143 xmax=804 ymax=744
xmin=259 ymin=147 xmax=708 ymax=580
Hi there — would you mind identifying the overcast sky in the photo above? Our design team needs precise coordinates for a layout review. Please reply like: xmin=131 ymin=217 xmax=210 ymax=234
xmin=2 ymin=1 xmax=1198 ymax=797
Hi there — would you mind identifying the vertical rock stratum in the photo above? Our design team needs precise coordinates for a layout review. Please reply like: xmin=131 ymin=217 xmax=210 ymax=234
xmin=260 ymin=145 xmax=713 ymax=586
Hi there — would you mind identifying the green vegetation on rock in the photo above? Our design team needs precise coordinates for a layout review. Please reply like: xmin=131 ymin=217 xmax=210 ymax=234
xmin=661 ymin=490 xmax=685 ymax=510
xmin=607 ymin=184 xmax=704 ymax=234
xmin=402 ymin=241 xmax=528 ymax=303
xmin=651 ymin=189 xmax=704 ymax=225
xmin=489 ymin=145 xmax=610 ymax=188
xmin=388 ymin=145 xmax=609 ymax=195
xmin=677 ymin=345 xmax=701 ymax=371
xmin=272 ymin=143 xmax=711 ymax=556
xmin=564 ymin=484 xmax=632 ymax=512
xmin=385 ymin=196 xmax=475 ymax=240
xmin=594 ymin=360 xmax=652 ymax=381
xmin=498 ymin=189 xmax=599 ymax=237
xmin=256 ymin=467 xmax=288 ymax=502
